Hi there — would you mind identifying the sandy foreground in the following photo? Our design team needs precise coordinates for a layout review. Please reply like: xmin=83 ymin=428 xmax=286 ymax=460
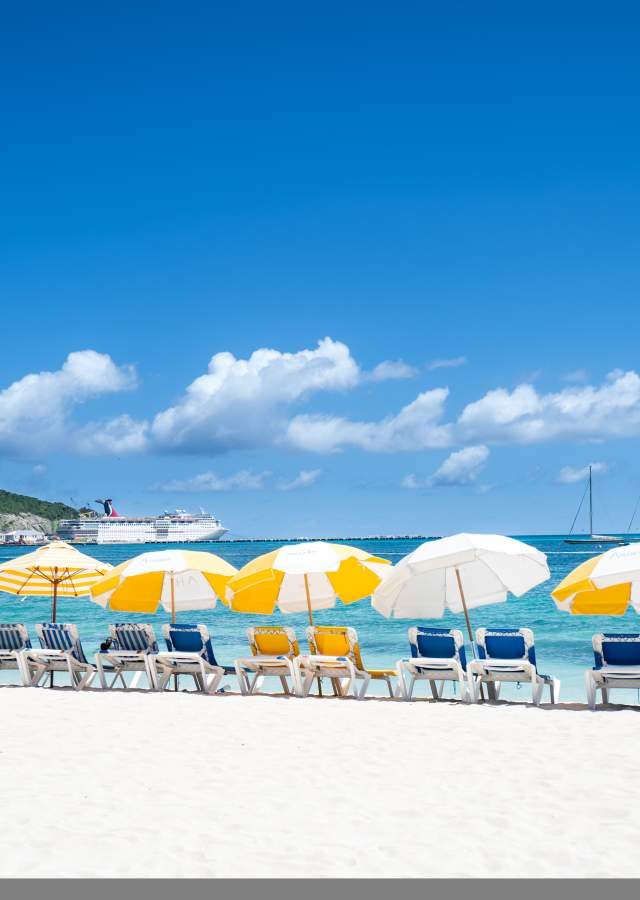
xmin=0 ymin=686 xmax=638 ymax=877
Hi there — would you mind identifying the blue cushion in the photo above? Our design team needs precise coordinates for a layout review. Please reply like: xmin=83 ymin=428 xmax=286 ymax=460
xmin=165 ymin=624 xmax=218 ymax=667
xmin=602 ymin=640 xmax=640 ymax=667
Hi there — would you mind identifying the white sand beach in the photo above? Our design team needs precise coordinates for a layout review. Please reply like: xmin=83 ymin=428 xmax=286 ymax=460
xmin=1 ymin=687 xmax=638 ymax=877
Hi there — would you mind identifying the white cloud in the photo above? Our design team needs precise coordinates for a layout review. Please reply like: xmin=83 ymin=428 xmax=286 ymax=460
xmin=151 ymin=469 xmax=271 ymax=492
xmin=150 ymin=338 xmax=360 ymax=454
xmin=562 ymin=368 xmax=589 ymax=383
xmin=458 ymin=370 xmax=640 ymax=444
xmin=75 ymin=415 xmax=149 ymax=455
xmin=366 ymin=360 xmax=418 ymax=382
xmin=427 ymin=356 xmax=467 ymax=371
xmin=557 ymin=462 xmax=608 ymax=484
xmin=286 ymin=389 xmax=453 ymax=453
xmin=0 ymin=350 xmax=137 ymax=459
xmin=429 ymin=445 xmax=490 ymax=486
xmin=401 ymin=473 xmax=421 ymax=489
xmin=278 ymin=469 xmax=322 ymax=491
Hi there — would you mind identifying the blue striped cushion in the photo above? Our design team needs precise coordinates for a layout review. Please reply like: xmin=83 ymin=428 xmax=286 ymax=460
xmin=39 ymin=624 xmax=88 ymax=664
xmin=113 ymin=624 xmax=158 ymax=653
xmin=0 ymin=624 xmax=30 ymax=652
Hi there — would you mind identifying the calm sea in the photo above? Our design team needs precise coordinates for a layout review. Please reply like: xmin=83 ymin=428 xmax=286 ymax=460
xmin=2 ymin=535 xmax=639 ymax=701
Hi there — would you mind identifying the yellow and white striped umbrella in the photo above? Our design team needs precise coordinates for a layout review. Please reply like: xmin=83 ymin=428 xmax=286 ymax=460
xmin=225 ymin=541 xmax=391 ymax=623
xmin=0 ymin=541 xmax=112 ymax=621
xmin=90 ymin=549 xmax=237 ymax=621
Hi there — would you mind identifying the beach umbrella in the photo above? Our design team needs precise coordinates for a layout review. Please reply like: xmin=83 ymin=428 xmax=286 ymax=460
xmin=551 ymin=545 xmax=640 ymax=615
xmin=0 ymin=541 xmax=112 ymax=622
xmin=372 ymin=533 xmax=550 ymax=644
xmin=90 ymin=549 xmax=237 ymax=622
xmin=225 ymin=541 xmax=391 ymax=625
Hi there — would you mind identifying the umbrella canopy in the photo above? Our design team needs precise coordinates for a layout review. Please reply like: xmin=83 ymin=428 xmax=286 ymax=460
xmin=372 ymin=533 xmax=550 ymax=641
xmin=225 ymin=541 xmax=390 ymax=623
xmin=90 ymin=549 xmax=237 ymax=621
xmin=552 ymin=546 xmax=640 ymax=615
xmin=0 ymin=540 xmax=112 ymax=621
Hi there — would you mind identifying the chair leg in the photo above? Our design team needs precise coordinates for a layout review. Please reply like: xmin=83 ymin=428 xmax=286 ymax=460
xmin=235 ymin=662 xmax=249 ymax=695
xmin=429 ymin=680 xmax=439 ymax=700
xmin=279 ymin=675 xmax=290 ymax=695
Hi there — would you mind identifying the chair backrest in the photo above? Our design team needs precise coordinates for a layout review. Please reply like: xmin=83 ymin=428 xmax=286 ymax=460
xmin=0 ymin=623 xmax=31 ymax=652
xmin=408 ymin=626 xmax=467 ymax=671
xmin=306 ymin=625 xmax=363 ymax=670
xmin=247 ymin=626 xmax=299 ymax=658
xmin=37 ymin=623 xmax=87 ymax=664
xmin=476 ymin=628 xmax=536 ymax=667
xmin=162 ymin=623 xmax=218 ymax=667
xmin=110 ymin=623 xmax=158 ymax=654
xmin=593 ymin=633 xmax=640 ymax=668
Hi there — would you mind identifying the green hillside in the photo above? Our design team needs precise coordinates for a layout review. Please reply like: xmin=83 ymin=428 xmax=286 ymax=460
xmin=0 ymin=490 xmax=78 ymax=521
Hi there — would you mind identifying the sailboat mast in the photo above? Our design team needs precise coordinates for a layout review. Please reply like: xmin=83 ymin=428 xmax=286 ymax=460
xmin=589 ymin=465 xmax=593 ymax=536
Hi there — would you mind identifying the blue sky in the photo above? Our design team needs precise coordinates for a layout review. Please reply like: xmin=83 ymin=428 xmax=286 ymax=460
xmin=1 ymin=3 xmax=640 ymax=536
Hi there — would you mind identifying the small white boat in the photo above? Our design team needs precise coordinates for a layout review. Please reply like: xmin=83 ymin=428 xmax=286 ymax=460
xmin=564 ymin=466 xmax=627 ymax=545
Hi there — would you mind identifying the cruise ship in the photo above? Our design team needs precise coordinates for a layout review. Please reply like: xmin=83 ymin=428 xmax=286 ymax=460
xmin=57 ymin=499 xmax=228 ymax=545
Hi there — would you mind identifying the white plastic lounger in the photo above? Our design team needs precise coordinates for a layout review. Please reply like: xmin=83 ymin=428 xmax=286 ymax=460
xmin=296 ymin=626 xmax=397 ymax=700
xmin=235 ymin=626 xmax=301 ymax=696
xmin=396 ymin=627 xmax=471 ymax=701
xmin=0 ymin=623 xmax=31 ymax=684
xmin=585 ymin=633 xmax=640 ymax=709
xmin=467 ymin=628 xmax=559 ymax=706
xmin=21 ymin=624 xmax=97 ymax=690
xmin=95 ymin=623 xmax=159 ymax=690
xmin=151 ymin=624 xmax=226 ymax=694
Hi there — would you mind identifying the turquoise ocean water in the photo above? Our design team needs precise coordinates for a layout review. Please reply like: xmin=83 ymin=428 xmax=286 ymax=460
xmin=2 ymin=534 xmax=640 ymax=702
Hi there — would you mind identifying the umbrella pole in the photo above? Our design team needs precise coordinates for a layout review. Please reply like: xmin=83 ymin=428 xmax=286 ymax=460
xmin=303 ymin=573 xmax=322 ymax=697
xmin=454 ymin=568 xmax=474 ymax=646
xmin=170 ymin=574 xmax=179 ymax=691
xmin=50 ymin=578 xmax=59 ymax=687
xmin=455 ymin=567 xmax=487 ymax=701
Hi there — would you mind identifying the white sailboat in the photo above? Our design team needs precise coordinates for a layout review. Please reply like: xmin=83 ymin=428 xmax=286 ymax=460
xmin=564 ymin=465 xmax=627 ymax=545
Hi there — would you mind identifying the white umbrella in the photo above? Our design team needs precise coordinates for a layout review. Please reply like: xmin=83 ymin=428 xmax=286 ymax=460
xmin=372 ymin=533 xmax=550 ymax=643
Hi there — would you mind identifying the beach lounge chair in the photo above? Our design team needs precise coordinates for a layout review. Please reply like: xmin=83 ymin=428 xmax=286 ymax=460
xmin=234 ymin=626 xmax=301 ymax=696
xmin=0 ymin=623 xmax=31 ymax=684
xmin=296 ymin=625 xmax=397 ymax=700
xmin=396 ymin=626 xmax=471 ymax=701
xmin=21 ymin=623 xmax=97 ymax=690
xmin=468 ymin=627 xmax=560 ymax=706
xmin=150 ymin=624 xmax=232 ymax=694
xmin=585 ymin=633 xmax=640 ymax=709
xmin=94 ymin=623 xmax=159 ymax=690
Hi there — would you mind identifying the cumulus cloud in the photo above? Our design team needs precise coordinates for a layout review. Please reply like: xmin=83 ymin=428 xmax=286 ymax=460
xmin=150 ymin=338 xmax=360 ymax=455
xmin=427 ymin=356 xmax=467 ymax=371
xmin=429 ymin=445 xmax=490 ymax=486
xmin=557 ymin=462 xmax=608 ymax=484
xmin=151 ymin=470 xmax=271 ymax=492
xmin=458 ymin=370 xmax=640 ymax=444
xmin=278 ymin=469 xmax=322 ymax=491
xmin=0 ymin=350 xmax=137 ymax=459
xmin=401 ymin=473 xmax=421 ymax=489
xmin=286 ymin=389 xmax=453 ymax=453
xmin=75 ymin=414 xmax=149 ymax=455
xmin=366 ymin=360 xmax=418 ymax=382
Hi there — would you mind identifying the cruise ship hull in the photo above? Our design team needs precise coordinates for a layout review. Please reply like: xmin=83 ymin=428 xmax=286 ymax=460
xmin=57 ymin=518 xmax=228 ymax=545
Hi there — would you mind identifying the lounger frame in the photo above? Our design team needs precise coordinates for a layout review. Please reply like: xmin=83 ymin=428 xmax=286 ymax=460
xmin=396 ymin=627 xmax=470 ymax=701
xmin=235 ymin=626 xmax=300 ymax=696
xmin=585 ymin=633 xmax=640 ymax=709
xmin=95 ymin=624 xmax=159 ymax=690
xmin=468 ymin=627 xmax=559 ymax=706
xmin=21 ymin=624 xmax=96 ymax=690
